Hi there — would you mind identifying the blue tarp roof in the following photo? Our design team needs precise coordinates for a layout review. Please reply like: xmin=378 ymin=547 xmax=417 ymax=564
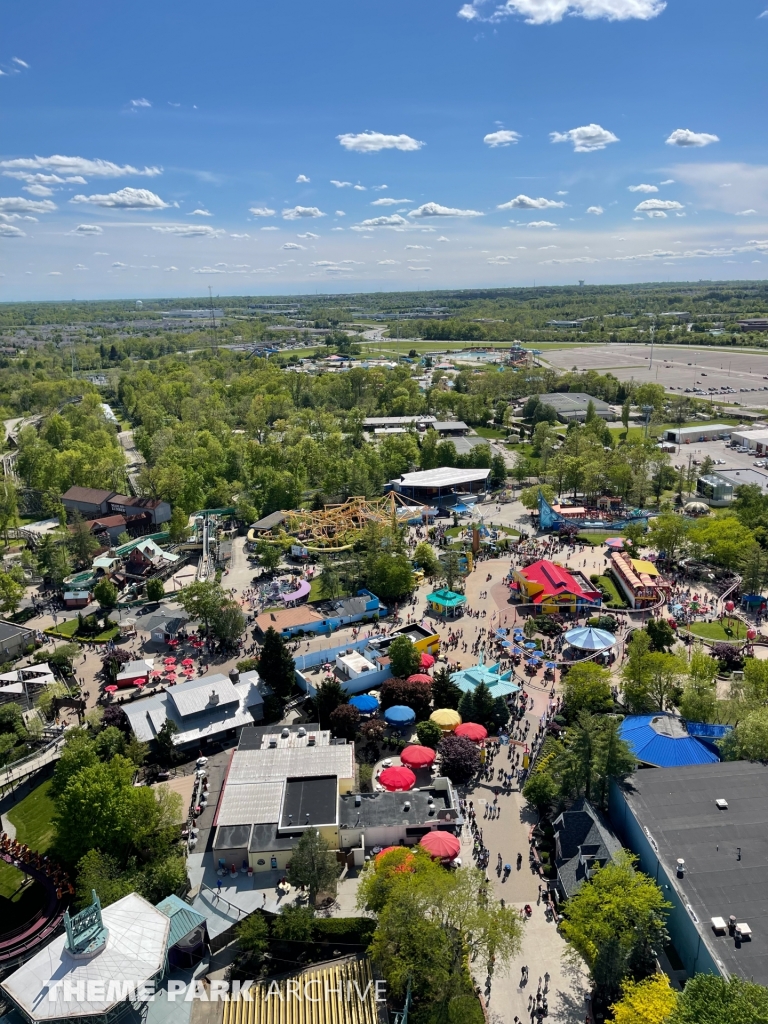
xmin=619 ymin=714 xmax=720 ymax=768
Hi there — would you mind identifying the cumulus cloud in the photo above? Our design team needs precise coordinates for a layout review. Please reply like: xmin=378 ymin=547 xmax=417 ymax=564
xmin=0 ymin=155 xmax=161 ymax=178
xmin=484 ymin=130 xmax=521 ymax=147
xmin=498 ymin=194 xmax=565 ymax=210
xmin=151 ymin=224 xmax=225 ymax=236
xmin=405 ymin=244 xmax=432 ymax=249
xmin=378 ymin=259 xmax=400 ymax=264
xmin=457 ymin=0 xmax=665 ymax=24
xmin=24 ymin=183 xmax=54 ymax=197
xmin=666 ymin=128 xmax=719 ymax=147
xmin=331 ymin=180 xmax=352 ymax=188
xmin=527 ymin=220 xmax=557 ymax=228
xmin=164 ymin=266 xmax=178 ymax=271
xmin=230 ymin=233 xmax=250 ymax=238
xmin=408 ymin=266 xmax=431 ymax=271
xmin=112 ymin=262 xmax=128 ymax=268
xmin=586 ymin=205 xmax=604 ymax=215
xmin=337 ymin=131 xmax=424 ymax=153
xmin=487 ymin=255 xmax=517 ymax=263
xmin=249 ymin=206 xmax=275 ymax=217
xmin=71 ymin=187 xmax=169 ymax=209
xmin=48 ymin=271 xmax=62 ymax=276
xmin=540 ymin=255 xmax=599 ymax=264
xmin=335 ymin=210 xmax=346 ymax=216
xmin=298 ymin=231 xmax=319 ymax=239
xmin=354 ymin=184 xmax=366 ymax=191
xmin=0 ymin=224 xmax=24 ymax=237
xmin=282 ymin=206 xmax=325 ymax=220
xmin=73 ymin=264 xmax=88 ymax=270
xmin=551 ymin=124 xmax=619 ymax=152
xmin=628 ymin=183 xmax=658 ymax=193
xmin=190 ymin=208 xmax=212 ymax=216
xmin=296 ymin=175 xmax=310 ymax=184
xmin=130 ymin=98 xmax=151 ymax=109
xmin=409 ymin=202 xmax=483 ymax=218
xmin=282 ymin=242 xmax=305 ymax=249
xmin=634 ymin=198 xmax=684 ymax=216
xmin=71 ymin=224 xmax=103 ymax=235
xmin=737 ymin=209 xmax=758 ymax=216
xmin=261 ymin=226 xmax=279 ymax=231
xmin=352 ymin=214 xmax=409 ymax=229
xmin=0 ymin=196 xmax=56 ymax=214
xmin=371 ymin=198 xmax=412 ymax=206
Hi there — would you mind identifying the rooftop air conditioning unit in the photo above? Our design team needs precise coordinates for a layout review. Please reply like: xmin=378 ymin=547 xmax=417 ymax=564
xmin=403 ymin=801 xmax=411 ymax=811
xmin=268 ymin=738 xmax=277 ymax=748
xmin=281 ymin=727 xmax=290 ymax=738
xmin=716 ymin=798 xmax=728 ymax=810
xmin=355 ymin=794 xmax=361 ymax=807
xmin=308 ymin=734 xmax=316 ymax=746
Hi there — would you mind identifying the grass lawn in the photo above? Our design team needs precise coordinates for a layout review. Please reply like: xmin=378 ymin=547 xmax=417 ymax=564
xmin=7 ymin=779 xmax=57 ymax=853
xmin=688 ymin=618 xmax=747 ymax=642
xmin=597 ymin=575 xmax=629 ymax=609
xmin=474 ymin=426 xmax=507 ymax=439
xmin=308 ymin=577 xmax=351 ymax=603
xmin=610 ymin=418 xmax=742 ymax=443
xmin=576 ymin=530 xmax=625 ymax=546
xmin=45 ymin=618 xmax=79 ymax=639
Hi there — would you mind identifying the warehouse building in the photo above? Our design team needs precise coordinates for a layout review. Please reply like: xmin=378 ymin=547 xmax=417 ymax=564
xmin=536 ymin=392 xmax=614 ymax=422
xmin=662 ymin=424 xmax=732 ymax=444
xmin=728 ymin=427 xmax=768 ymax=451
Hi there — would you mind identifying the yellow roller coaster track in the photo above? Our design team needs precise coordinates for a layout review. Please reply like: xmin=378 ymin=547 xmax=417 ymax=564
xmin=282 ymin=492 xmax=429 ymax=546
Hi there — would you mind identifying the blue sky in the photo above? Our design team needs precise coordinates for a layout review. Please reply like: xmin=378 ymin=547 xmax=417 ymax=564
xmin=2 ymin=0 xmax=768 ymax=300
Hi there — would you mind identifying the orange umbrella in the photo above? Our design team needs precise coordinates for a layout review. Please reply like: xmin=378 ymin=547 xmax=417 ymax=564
xmin=420 ymin=831 xmax=461 ymax=860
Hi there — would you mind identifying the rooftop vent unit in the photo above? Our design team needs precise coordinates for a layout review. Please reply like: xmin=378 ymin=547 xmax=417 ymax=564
xmin=355 ymin=794 xmax=361 ymax=807
xmin=207 ymin=690 xmax=219 ymax=706
xmin=297 ymin=726 xmax=307 ymax=738
xmin=308 ymin=734 xmax=316 ymax=746
xmin=677 ymin=858 xmax=686 ymax=877
xmin=716 ymin=798 xmax=729 ymax=810
xmin=268 ymin=738 xmax=277 ymax=748
xmin=281 ymin=727 xmax=290 ymax=738
xmin=403 ymin=801 xmax=411 ymax=812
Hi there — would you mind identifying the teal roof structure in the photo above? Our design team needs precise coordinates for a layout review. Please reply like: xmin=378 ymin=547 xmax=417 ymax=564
xmin=451 ymin=656 xmax=520 ymax=700
xmin=155 ymin=894 xmax=207 ymax=949
xmin=427 ymin=589 xmax=466 ymax=609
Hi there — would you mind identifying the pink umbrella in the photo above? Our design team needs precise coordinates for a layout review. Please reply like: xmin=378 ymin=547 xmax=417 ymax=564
xmin=134 ymin=679 xmax=146 ymax=688
xmin=104 ymin=684 xmax=118 ymax=694
xmin=725 ymin=600 xmax=735 ymax=613
xmin=455 ymin=722 xmax=488 ymax=742
xmin=406 ymin=674 xmax=432 ymax=684
xmin=182 ymin=658 xmax=194 ymax=667
xmin=379 ymin=766 xmax=416 ymax=792
xmin=748 ymin=628 xmax=757 ymax=640
xmin=420 ymin=830 xmax=461 ymax=860
xmin=164 ymin=657 xmax=177 ymax=666
xmin=420 ymin=652 xmax=435 ymax=669
xmin=151 ymin=670 xmax=163 ymax=679
xmin=167 ymin=638 xmax=179 ymax=647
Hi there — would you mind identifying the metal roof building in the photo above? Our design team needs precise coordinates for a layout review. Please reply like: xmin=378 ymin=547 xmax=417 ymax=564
xmin=619 ymin=713 xmax=719 ymax=768
xmin=536 ymin=392 xmax=614 ymax=422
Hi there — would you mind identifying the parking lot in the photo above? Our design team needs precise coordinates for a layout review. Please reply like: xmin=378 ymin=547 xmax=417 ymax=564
xmin=663 ymin=434 xmax=768 ymax=477
xmin=544 ymin=343 xmax=768 ymax=409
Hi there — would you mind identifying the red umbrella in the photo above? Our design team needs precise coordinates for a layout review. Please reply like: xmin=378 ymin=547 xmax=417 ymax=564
xmin=164 ymin=657 xmax=177 ymax=665
xmin=375 ymin=845 xmax=405 ymax=861
xmin=168 ymin=638 xmax=179 ymax=646
xmin=455 ymin=722 xmax=488 ymax=742
xmin=420 ymin=652 xmax=435 ymax=669
xmin=104 ymin=684 xmax=118 ymax=693
xmin=400 ymin=744 xmax=437 ymax=770
xmin=406 ymin=674 xmax=432 ymax=684
xmin=420 ymin=830 xmax=461 ymax=860
xmin=379 ymin=766 xmax=416 ymax=792
xmin=181 ymin=658 xmax=194 ymax=667
xmin=151 ymin=670 xmax=163 ymax=679
xmin=134 ymin=679 xmax=146 ymax=688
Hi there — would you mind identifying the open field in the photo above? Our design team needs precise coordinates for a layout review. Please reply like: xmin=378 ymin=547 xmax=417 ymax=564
xmin=7 ymin=779 xmax=57 ymax=853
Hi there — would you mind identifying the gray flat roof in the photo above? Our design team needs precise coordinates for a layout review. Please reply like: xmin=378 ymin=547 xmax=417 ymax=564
xmin=338 ymin=788 xmax=451 ymax=828
xmin=538 ymin=392 xmax=613 ymax=412
xmin=281 ymin=776 xmax=337 ymax=828
xmin=618 ymin=762 xmax=768 ymax=987
xmin=170 ymin=674 xmax=241 ymax=718
xmin=714 ymin=468 xmax=768 ymax=494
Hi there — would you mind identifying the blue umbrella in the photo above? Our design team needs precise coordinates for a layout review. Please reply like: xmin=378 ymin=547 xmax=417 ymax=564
xmin=495 ymin=628 xmax=508 ymax=637
xmin=383 ymin=705 xmax=416 ymax=725
xmin=545 ymin=661 xmax=556 ymax=669
xmin=526 ymin=659 xmax=538 ymax=667
xmin=350 ymin=694 xmax=379 ymax=713
xmin=501 ymin=641 xmax=512 ymax=648
xmin=525 ymin=642 xmax=538 ymax=650
xmin=512 ymin=646 xmax=524 ymax=655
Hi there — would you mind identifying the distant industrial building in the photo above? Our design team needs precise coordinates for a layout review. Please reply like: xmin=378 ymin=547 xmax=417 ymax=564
xmin=363 ymin=415 xmax=435 ymax=430
xmin=729 ymin=427 xmax=768 ymax=451
xmin=610 ymin=761 xmax=768 ymax=986
xmin=662 ymin=424 xmax=732 ymax=444
xmin=737 ymin=318 xmax=768 ymax=331
xmin=162 ymin=309 xmax=224 ymax=319
xmin=697 ymin=467 xmax=768 ymax=505
xmin=536 ymin=392 xmax=613 ymax=422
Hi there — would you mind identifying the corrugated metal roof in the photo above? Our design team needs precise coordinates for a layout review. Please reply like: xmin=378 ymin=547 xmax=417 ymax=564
xmin=155 ymin=894 xmax=206 ymax=949
xmin=170 ymin=674 xmax=240 ymax=718
xmin=216 ymin=781 xmax=284 ymax=826
xmin=397 ymin=466 xmax=491 ymax=487
xmin=619 ymin=714 xmax=720 ymax=768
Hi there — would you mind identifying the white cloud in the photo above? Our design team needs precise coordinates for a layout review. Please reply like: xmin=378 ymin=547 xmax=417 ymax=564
xmin=0 ymin=224 xmax=24 ymax=237
xmin=12 ymin=57 xmax=30 ymax=68
xmin=335 ymin=210 xmax=346 ymax=216
xmin=48 ymin=271 xmax=62 ymax=276
xmin=337 ymin=131 xmax=424 ymax=153
xmin=353 ymin=214 xmax=409 ymax=229
xmin=0 ymin=196 xmax=56 ymax=214
xmin=330 ymin=180 xmax=352 ymax=188
xmin=671 ymin=163 xmax=768 ymax=215
xmin=540 ymin=255 xmax=599 ymax=264
xmin=371 ymin=198 xmax=412 ymax=206
xmin=551 ymin=124 xmax=619 ymax=152
xmin=164 ymin=266 xmax=178 ymax=271
xmin=437 ymin=236 xmax=450 ymax=242
xmin=405 ymin=244 xmax=432 ymax=249
xmin=634 ymin=198 xmax=684 ymax=215
xmin=666 ymin=128 xmax=719 ymax=148
xmin=282 ymin=242 xmax=305 ymax=249
xmin=556 ymin=191 xmax=568 ymax=196
xmin=332 ymin=227 xmax=344 ymax=231
xmin=458 ymin=0 xmax=664 ymax=24
xmin=628 ymin=183 xmax=658 ymax=193
xmin=190 ymin=208 xmax=212 ymax=216
xmin=408 ymin=266 xmax=431 ymax=271
xmin=191 ymin=266 xmax=226 ymax=274
xmin=660 ymin=179 xmax=675 ymax=185
xmin=586 ymin=205 xmax=604 ymax=215
xmin=760 ymin=8 xmax=768 ymax=15
xmin=112 ymin=262 xmax=128 ymax=268
xmin=736 ymin=209 xmax=758 ymax=216
xmin=71 ymin=187 xmax=169 ymax=209
xmin=484 ymin=130 xmax=521 ymax=147
xmin=130 ymin=98 xmax=151 ymax=109
xmin=298 ymin=231 xmax=319 ymax=239
xmin=230 ymin=233 xmax=250 ymax=238
xmin=151 ymin=224 xmax=225 ymax=236
xmin=409 ymin=202 xmax=483 ymax=218
xmin=527 ymin=220 xmax=557 ymax=228
xmin=354 ymin=185 xmax=366 ymax=191
xmin=296 ymin=174 xmax=310 ymax=183
xmin=71 ymin=224 xmax=103 ymax=235
xmin=24 ymin=183 xmax=54 ymax=197
xmin=487 ymin=255 xmax=517 ymax=263
xmin=282 ymin=206 xmax=325 ymax=220
xmin=0 ymin=155 xmax=161 ymax=178
xmin=261 ymin=226 xmax=279 ymax=231
xmin=249 ymin=206 xmax=275 ymax=217
xmin=378 ymin=259 xmax=400 ymax=264
xmin=372 ymin=184 xmax=388 ymax=190
xmin=498 ymin=194 xmax=565 ymax=210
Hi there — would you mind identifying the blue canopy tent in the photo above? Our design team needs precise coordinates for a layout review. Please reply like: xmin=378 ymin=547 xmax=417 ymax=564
xmin=383 ymin=705 xmax=416 ymax=728
xmin=350 ymin=694 xmax=379 ymax=713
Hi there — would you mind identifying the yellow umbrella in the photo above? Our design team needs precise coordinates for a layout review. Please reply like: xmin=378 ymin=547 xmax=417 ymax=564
xmin=430 ymin=708 xmax=462 ymax=731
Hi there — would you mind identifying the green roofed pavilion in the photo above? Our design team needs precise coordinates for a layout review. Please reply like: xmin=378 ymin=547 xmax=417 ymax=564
xmin=427 ymin=589 xmax=466 ymax=618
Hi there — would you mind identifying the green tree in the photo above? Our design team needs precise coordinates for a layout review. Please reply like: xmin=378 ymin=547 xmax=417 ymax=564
xmin=729 ymin=706 xmax=768 ymax=761
xmin=53 ymin=755 xmax=136 ymax=863
xmin=272 ymin=904 xmax=315 ymax=942
xmin=313 ymin=677 xmax=348 ymax=729
xmin=93 ymin=577 xmax=118 ymax=613
xmin=413 ymin=541 xmax=440 ymax=577
xmin=0 ymin=480 xmax=19 ymax=543
xmin=561 ymin=851 xmax=671 ymax=1003
xmin=168 ymin=506 xmax=190 ymax=544
xmin=51 ymin=731 xmax=99 ymax=797
xmin=621 ymin=630 xmax=653 ymax=713
xmin=522 ymin=770 xmax=558 ymax=815
xmin=490 ymin=453 xmax=507 ymax=488
xmin=610 ymin=974 xmax=678 ymax=1024
xmin=431 ymin=666 xmax=462 ymax=710
xmin=620 ymin=398 xmax=631 ymax=433
xmin=388 ymin=635 xmax=421 ymax=679
xmin=286 ymin=828 xmax=339 ymax=906
xmin=562 ymin=662 xmax=614 ymax=720
xmin=648 ymin=512 xmax=689 ymax=565
xmin=668 ymin=973 xmax=768 ymax=1024
xmin=146 ymin=577 xmax=165 ymax=602
xmin=457 ymin=688 xmax=475 ymax=723
xmin=520 ymin=484 xmax=555 ymax=510
xmin=644 ymin=651 xmax=686 ymax=711
xmin=236 ymin=912 xmax=269 ymax=960
xmin=622 ymin=521 xmax=646 ymax=558
xmin=75 ymin=849 xmax=136 ymax=909
xmin=257 ymin=626 xmax=295 ymax=700
xmin=176 ymin=580 xmax=226 ymax=634
xmin=0 ymin=571 xmax=24 ymax=616
xmin=68 ymin=511 xmax=99 ymax=566
xmin=210 ymin=600 xmax=245 ymax=644
xmin=470 ymin=680 xmax=496 ymax=728
xmin=416 ymin=719 xmax=443 ymax=748
xmin=318 ymin=558 xmax=341 ymax=600
xmin=367 ymin=553 xmax=414 ymax=600
xmin=646 ymin=617 xmax=676 ymax=652
xmin=678 ymin=646 xmax=718 ymax=723
xmin=741 ymin=542 xmax=768 ymax=596
xmin=257 ymin=542 xmax=282 ymax=574
xmin=155 ymin=719 xmax=179 ymax=765
xmin=439 ymin=549 xmax=463 ymax=593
